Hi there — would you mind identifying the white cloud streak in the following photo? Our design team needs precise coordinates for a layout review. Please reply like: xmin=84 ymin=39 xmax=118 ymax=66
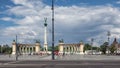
xmin=1 ymin=0 xmax=120 ymax=46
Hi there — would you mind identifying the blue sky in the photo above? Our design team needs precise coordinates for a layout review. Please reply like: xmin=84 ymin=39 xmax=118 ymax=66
xmin=1 ymin=0 xmax=120 ymax=46
xmin=43 ymin=0 xmax=118 ymax=6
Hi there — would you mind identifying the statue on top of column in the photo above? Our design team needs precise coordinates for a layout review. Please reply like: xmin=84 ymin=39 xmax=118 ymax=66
xmin=59 ymin=39 xmax=64 ymax=43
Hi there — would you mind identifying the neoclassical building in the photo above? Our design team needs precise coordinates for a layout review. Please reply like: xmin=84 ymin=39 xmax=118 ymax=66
xmin=110 ymin=38 xmax=120 ymax=53
xmin=12 ymin=40 xmax=40 ymax=55
xmin=58 ymin=40 xmax=84 ymax=54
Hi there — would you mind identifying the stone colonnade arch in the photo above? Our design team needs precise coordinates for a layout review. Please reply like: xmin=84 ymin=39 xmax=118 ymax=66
xmin=59 ymin=42 xmax=84 ymax=54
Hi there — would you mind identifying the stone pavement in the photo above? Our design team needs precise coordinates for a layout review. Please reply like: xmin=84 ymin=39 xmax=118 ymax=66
xmin=56 ymin=54 xmax=120 ymax=60
xmin=0 ymin=54 xmax=120 ymax=61
xmin=0 ymin=55 xmax=54 ymax=61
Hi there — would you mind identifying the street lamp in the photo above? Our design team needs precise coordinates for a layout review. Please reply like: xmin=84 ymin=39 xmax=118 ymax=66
xmin=0 ymin=44 xmax=3 ymax=54
xmin=15 ymin=35 xmax=18 ymax=61
xmin=51 ymin=0 xmax=55 ymax=60
xmin=107 ymin=31 xmax=111 ymax=54
xmin=91 ymin=38 xmax=94 ymax=55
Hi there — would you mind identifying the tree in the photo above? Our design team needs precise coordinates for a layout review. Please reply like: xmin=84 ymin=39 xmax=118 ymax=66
xmin=48 ymin=46 xmax=59 ymax=51
xmin=109 ymin=45 xmax=117 ymax=54
xmin=54 ymin=46 xmax=59 ymax=51
xmin=100 ymin=42 xmax=108 ymax=54
xmin=84 ymin=43 xmax=91 ymax=52
xmin=2 ymin=44 xmax=12 ymax=54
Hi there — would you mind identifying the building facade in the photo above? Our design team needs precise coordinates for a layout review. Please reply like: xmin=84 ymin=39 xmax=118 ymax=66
xmin=110 ymin=38 xmax=120 ymax=54
xmin=58 ymin=40 xmax=84 ymax=54
xmin=12 ymin=40 xmax=40 ymax=55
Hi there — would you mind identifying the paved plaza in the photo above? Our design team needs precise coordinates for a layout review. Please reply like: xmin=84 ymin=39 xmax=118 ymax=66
xmin=0 ymin=60 xmax=120 ymax=68
xmin=0 ymin=54 xmax=120 ymax=61
xmin=0 ymin=55 xmax=120 ymax=68
xmin=0 ymin=55 xmax=54 ymax=61
xmin=56 ymin=54 xmax=120 ymax=60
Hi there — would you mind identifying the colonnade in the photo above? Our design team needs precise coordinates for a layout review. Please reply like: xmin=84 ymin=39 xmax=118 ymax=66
xmin=63 ymin=45 xmax=80 ymax=54
xmin=59 ymin=42 xmax=84 ymax=54
xmin=19 ymin=46 xmax=35 ymax=54
xmin=12 ymin=40 xmax=40 ymax=55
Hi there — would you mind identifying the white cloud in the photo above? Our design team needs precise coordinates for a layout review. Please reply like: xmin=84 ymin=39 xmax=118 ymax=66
xmin=116 ymin=0 xmax=120 ymax=4
xmin=1 ymin=0 xmax=120 ymax=46
xmin=5 ymin=5 xmax=12 ymax=9
xmin=0 ymin=17 xmax=15 ymax=21
xmin=12 ymin=0 xmax=44 ymax=8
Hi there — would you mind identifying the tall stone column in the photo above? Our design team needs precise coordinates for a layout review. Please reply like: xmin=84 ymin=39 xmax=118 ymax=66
xmin=44 ymin=18 xmax=48 ymax=52
xmin=12 ymin=40 xmax=16 ymax=55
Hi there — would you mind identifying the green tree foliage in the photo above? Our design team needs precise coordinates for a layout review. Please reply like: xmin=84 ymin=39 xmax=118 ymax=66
xmin=48 ymin=46 xmax=52 ymax=51
xmin=54 ymin=46 xmax=59 ymax=51
xmin=84 ymin=43 xmax=91 ymax=52
xmin=100 ymin=42 xmax=108 ymax=54
xmin=92 ymin=47 xmax=100 ymax=51
xmin=0 ymin=44 xmax=12 ymax=54
xmin=109 ymin=45 xmax=117 ymax=54
xmin=48 ymin=46 xmax=59 ymax=51
xmin=84 ymin=43 xmax=100 ymax=52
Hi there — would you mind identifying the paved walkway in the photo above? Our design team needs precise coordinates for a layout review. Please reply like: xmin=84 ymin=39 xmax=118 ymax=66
xmin=0 ymin=54 xmax=120 ymax=61
xmin=0 ymin=55 xmax=54 ymax=61
xmin=56 ymin=54 xmax=120 ymax=60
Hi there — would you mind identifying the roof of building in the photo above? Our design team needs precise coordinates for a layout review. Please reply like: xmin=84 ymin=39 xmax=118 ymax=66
xmin=18 ymin=44 xmax=35 ymax=47
xmin=111 ymin=38 xmax=120 ymax=48
xmin=59 ymin=43 xmax=83 ymax=46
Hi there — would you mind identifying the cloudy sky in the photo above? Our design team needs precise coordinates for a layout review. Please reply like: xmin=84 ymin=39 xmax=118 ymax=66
xmin=0 ymin=0 xmax=120 ymax=46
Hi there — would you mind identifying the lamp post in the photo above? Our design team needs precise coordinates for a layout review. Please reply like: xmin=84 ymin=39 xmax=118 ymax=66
xmin=16 ymin=35 xmax=18 ymax=61
xmin=1 ymin=44 xmax=3 ymax=54
xmin=107 ymin=31 xmax=111 ymax=55
xmin=51 ymin=0 xmax=55 ymax=60
xmin=91 ymin=38 xmax=94 ymax=55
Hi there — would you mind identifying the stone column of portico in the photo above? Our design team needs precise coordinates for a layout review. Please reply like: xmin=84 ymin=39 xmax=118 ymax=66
xmin=74 ymin=46 xmax=76 ymax=54
xmin=77 ymin=46 xmax=79 ymax=54
xmin=22 ymin=47 xmax=24 ymax=54
xmin=72 ymin=46 xmax=74 ymax=54
xmin=66 ymin=46 xmax=68 ymax=53
xmin=24 ymin=46 xmax=26 ymax=54
xmin=19 ymin=47 xmax=21 ymax=54
xmin=32 ymin=46 xmax=34 ymax=53
xmin=68 ymin=46 xmax=70 ymax=54
xmin=64 ymin=47 xmax=66 ymax=53
xmin=79 ymin=42 xmax=84 ymax=54
xmin=76 ymin=46 xmax=78 ymax=53
xmin=25 ymin=46 xmax=27 ymax=54
xmin=58 ymin=40 xmax=64 ymax=54
xmin=70 ymin=46 xmax=72 ymax=53
xmin=78 ymin=46 xmax=80 ymax=53
xmin=71 ymin=46 xmax=73 ymax=54
xmin=12 ymin=40 xmax=16 ymax=55
xmin=75 ymin=46 xmax=77 ymax=53
xmin=72 ymin=46 xmax=74 ymax=53
xmin=35 ymin=42 xmax=40 ymax=53
xmin=29 ymin=47 xmax=30 ymax=54
xmin=75 ymin=45 xmax=77 ymax=54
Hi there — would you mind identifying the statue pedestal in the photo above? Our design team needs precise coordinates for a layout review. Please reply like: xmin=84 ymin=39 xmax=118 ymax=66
xmin=12 ymin=51 xmax=16 ymax=55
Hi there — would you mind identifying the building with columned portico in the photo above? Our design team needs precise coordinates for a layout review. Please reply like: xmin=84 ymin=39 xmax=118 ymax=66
xmin=58 ymin=40 xmax=84 ymax=54
xmin=12 ymin=40 xmax=40 ymax=55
